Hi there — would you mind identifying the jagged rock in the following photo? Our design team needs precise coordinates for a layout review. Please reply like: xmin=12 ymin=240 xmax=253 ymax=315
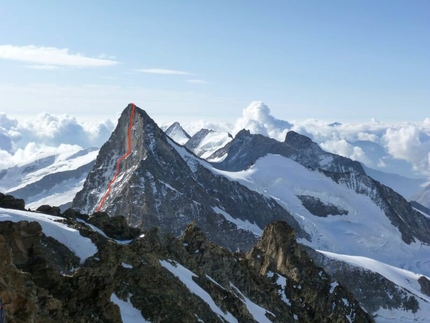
xmin=0 ymin=193 xmax=25 ymax=210
xmin=87 ymin=211 xmax=141 ymax=240
xmin=297 ymin=195 xmax=348 ymax=217
xmin=245 ymin=221 xmax=372 ymax=322
xmin=0 ymin=222 xmax=67 ymax=322
xmin=1 ymin=205 xmax=373 ymax=322
xmin=36 ymin=205 xmax=61 ymax=216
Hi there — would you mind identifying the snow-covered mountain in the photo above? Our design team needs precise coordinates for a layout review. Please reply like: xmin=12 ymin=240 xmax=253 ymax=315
xmin=73 ymin=104 xmax=304 ymax=251
xmin=184 ymin=128 xmax=233 ymax=161
xmin=0 ymin=147 xmax=98 ymax=209
xmin=71 ymin=104 xmax=430 ymax=320
xmin=164 ymin=121 xmax=190 ymax=145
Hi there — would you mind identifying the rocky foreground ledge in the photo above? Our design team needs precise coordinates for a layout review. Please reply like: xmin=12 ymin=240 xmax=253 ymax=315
xmin=0 ymin=194 xmax=372 ymax=322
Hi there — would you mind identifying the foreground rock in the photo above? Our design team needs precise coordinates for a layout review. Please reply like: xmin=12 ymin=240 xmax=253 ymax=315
xmin=0 ymin=206 xmax=372 ymax=322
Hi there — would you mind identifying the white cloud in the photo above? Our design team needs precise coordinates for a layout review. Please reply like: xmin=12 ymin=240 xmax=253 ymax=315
xmin=0 ymin=113 xmax=114 ymax=157
xmin=233 ymin=101 xmax=292 ymax=140
xmin=187 ymin=79 xmax=209 ymax=84
xmin=0 ymin=142 xmax=84 ymax=170
xmin=383 ymin=125 xmax=430 ymax=175
xmin=137 ymin=68 xmax=192 ymax=75
xmin=0 ymin=45 xmax=119 ymax=67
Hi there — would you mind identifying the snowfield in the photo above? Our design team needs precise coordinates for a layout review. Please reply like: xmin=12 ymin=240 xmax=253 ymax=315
xmin=210 ymin=154 xmax=430 ymax=278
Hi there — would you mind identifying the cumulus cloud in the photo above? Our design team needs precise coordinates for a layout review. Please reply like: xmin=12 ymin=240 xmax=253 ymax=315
xmin=0 ymin=113 xmax=114 ymax=169
xmin=137 ymin=68 xmax=192 ymax=75
xmin=383 ymin=125 xmax=430 ymax=175
xmin=0 ymin=45 xmax=118 ymax=68
xmin=233 ymin=101 xmax=292 ymax=140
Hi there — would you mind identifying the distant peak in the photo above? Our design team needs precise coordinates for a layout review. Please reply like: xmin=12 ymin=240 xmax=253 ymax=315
xmin=235 ymin=129 xmax=251 ymax=138
xmin=284 ymin=131 xmax=315 ymax=147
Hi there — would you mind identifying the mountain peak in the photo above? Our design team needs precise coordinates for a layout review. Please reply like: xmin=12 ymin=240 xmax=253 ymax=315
xmin=284 ymin=130 xmax=321 ymax=151
xmin=165 ymin=122 xmax=190 ymax=145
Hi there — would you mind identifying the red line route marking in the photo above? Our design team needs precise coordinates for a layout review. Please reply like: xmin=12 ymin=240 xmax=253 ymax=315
xmin=96 ymin=103 xmax=136 ymax=212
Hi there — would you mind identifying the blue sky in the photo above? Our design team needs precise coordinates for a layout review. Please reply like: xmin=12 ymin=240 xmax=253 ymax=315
xmin=0 ymin=1 xmax=429 ymax=123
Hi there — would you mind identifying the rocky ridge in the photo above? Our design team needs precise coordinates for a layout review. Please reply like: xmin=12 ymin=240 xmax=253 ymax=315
xmin=0 ymin=195 xmax=372 ymax=322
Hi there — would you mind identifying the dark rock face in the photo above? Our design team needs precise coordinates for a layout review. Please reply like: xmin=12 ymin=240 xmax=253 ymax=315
xmin=73 ymin=104 xmax=306 ymax=251
xmin=418 ymin=276 xmax=430 ymax=297
xmin=86 ymin=212 xmax=141 ymax=240
xmin=246 ymin=221 xmax=372 ymax=323
xmin=297 ymin=195 xmax=348 ymax=217
xmin=0 ymin=193 xmax=25 ymax=210
xmin=36 ymin=205 xmax=61 ymax=216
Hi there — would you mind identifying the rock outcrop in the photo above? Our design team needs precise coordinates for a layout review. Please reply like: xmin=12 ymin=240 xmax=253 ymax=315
xmin=0 ymin=193 xmax=25 ymax=211
xmin=246 ymin=221 xmax=371 ymax=322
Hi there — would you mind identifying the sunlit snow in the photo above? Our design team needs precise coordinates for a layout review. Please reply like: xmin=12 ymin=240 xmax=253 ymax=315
xmin=0 ymin=207 xmax=97 ymax=263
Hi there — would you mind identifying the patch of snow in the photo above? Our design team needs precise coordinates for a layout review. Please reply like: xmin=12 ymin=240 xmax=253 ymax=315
xmin=330 ymin=281 xmax=339 ymax=293
xmin=110 ymin=293 xmax=149 ymax=323
xmin=275 ymin=274 xmax=291 ymax=306
xmin=212 ymin=206 xmax=262 ymax=236
xmin=122 ymin=262 xmax=133 ymax=269
xmin=160 ymin=260 xmax=238 ymax=323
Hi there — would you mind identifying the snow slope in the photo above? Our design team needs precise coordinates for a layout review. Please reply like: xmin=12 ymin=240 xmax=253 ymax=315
xmin=211 ymin=154 xmax=430 ymax=277
xmin=320 ymin=251 xmax=430 ymax=322
xmin=0 ymin=207 xmax=97 ymax=263
xmin=0 ymin=147 xmax=98 ymax=209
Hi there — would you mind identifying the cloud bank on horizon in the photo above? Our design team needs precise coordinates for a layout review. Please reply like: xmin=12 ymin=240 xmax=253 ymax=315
xmin=1 ymin=102 xmax=430 ymax=180
xmin=183 ymin=101 xmax=430 ymax=179
xmin=0 ymin=112 xmax=114 ymax=169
